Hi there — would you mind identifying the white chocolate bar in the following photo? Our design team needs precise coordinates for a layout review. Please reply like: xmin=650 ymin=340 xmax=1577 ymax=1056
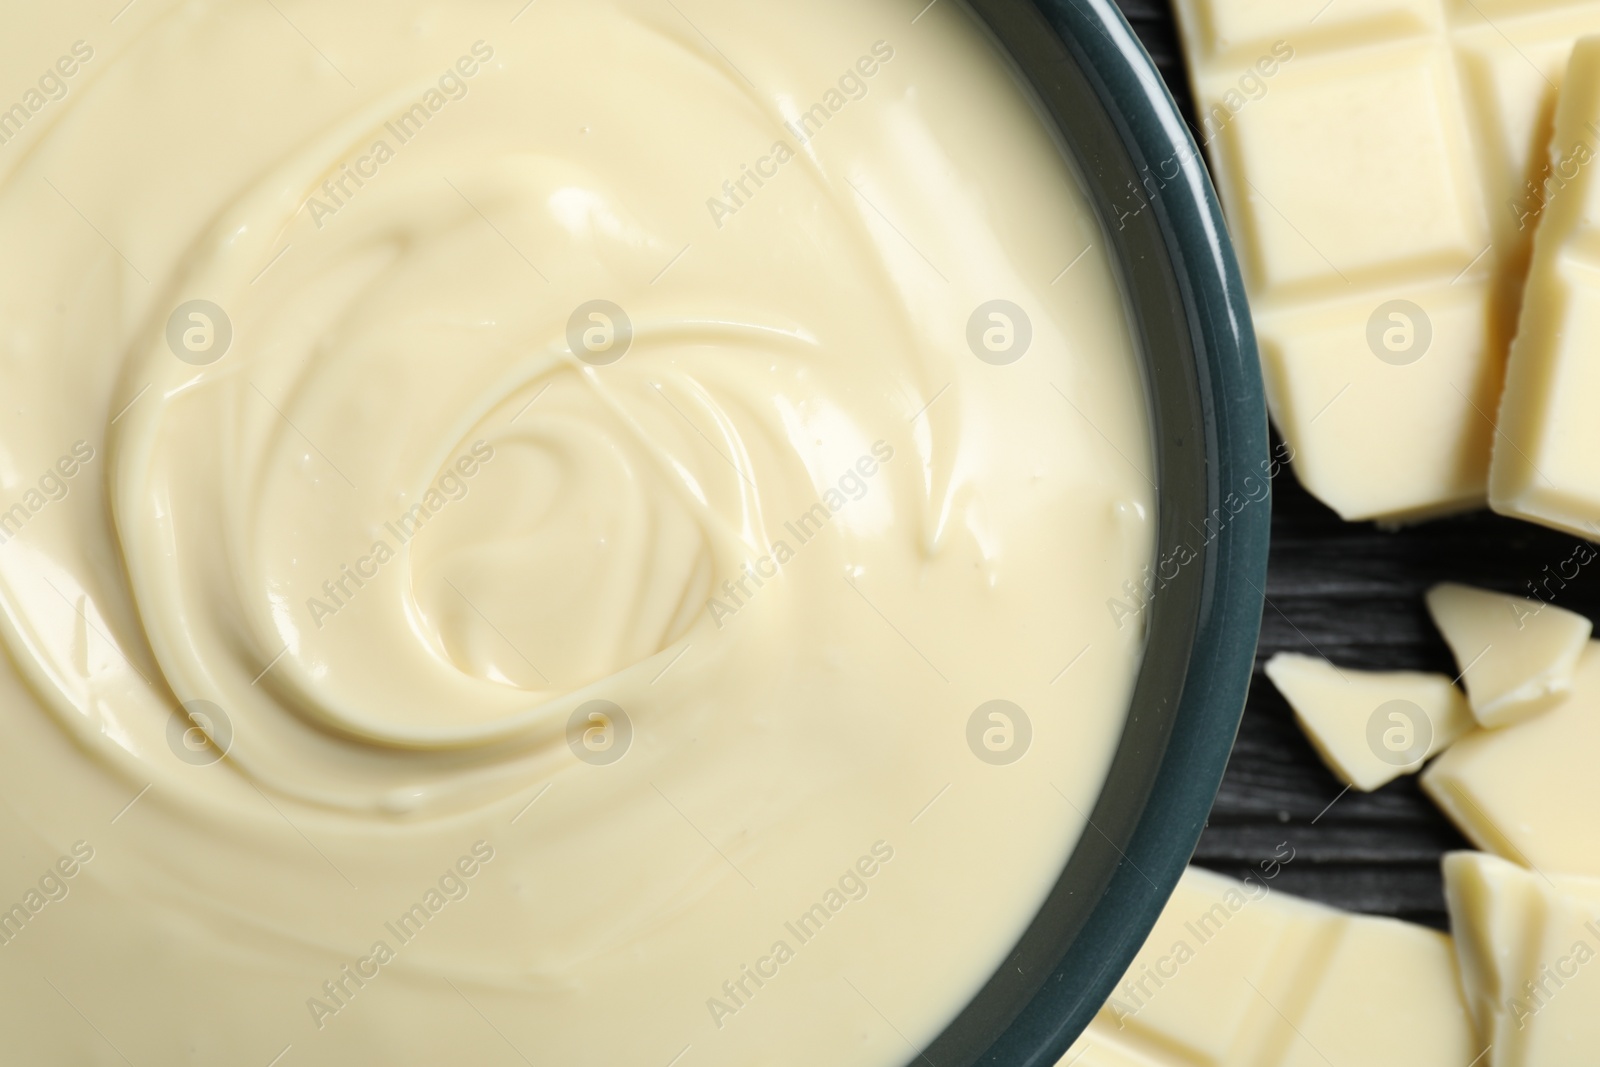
xmin=1425 ymin=642 xmax=1600 ymax=877
xmin=1170 ymin=0 xmax=1600 ymax=521
xmin=1426 ymin=583 xmax=1592 ymax=727
xmin=1491 ymin=36 xmax=1600 ymax=537
xmin=1444 ymin=850 xmax=1600 ymax=1065
xmin=1265 ymin=652 xmax=1475 ymax=791
xmin=1059 ymin=866 xmax=1478 ymax=1066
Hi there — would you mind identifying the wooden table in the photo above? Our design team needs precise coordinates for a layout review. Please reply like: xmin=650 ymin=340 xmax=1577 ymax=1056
xmin=1115 ymin=0 xmax=1600 ymax=929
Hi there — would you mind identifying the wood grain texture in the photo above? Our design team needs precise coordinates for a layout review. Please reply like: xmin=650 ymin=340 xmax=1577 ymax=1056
xmin=1113 ymin=0 xmax=1600 ymax=930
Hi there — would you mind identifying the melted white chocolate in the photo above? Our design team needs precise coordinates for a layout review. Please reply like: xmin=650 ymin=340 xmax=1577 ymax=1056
xmin=0 ymin=1 xmax=1154 ymax=1063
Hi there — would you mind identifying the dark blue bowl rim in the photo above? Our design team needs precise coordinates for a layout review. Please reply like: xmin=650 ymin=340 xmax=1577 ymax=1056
xmin=920 ymin=1 xmax=1272 ymax=1064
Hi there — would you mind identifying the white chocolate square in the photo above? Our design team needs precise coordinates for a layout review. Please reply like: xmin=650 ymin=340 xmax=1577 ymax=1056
xmin=1441 ymin=850 xmax=1546 ymax=1050
xmin=1180 ymin=0 xmax=1442 ymax=65
xmin=1060 ymin=867 xmax=1478 ymax=1066
xmin=1424 ymin=641 xmax=1600 ymax=876
xmin=1287 ymin=917 xmax=1477 ymax=1067
xmin=1492 ymin=37 xmax=1600 ymax=534
xmin=1210 ymin=43 xmax=1487 ymax=297
xmin=1426 ymin=582 xmax=1592 ymax=726
xmin=1444 ymin=851 xmax=1600 ymax=1064
xmin=1255 ymin=283 xmax=1498 ymax=521
xmin=1265 ymin=652 xmax=1475 ymax=790
xmin=1098 ymin=868 xmax=1315 ymax=1063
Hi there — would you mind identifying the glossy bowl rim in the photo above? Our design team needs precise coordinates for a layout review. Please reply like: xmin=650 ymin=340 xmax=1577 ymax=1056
xmin=919 ymin=1 xmax=1271 ymax=1063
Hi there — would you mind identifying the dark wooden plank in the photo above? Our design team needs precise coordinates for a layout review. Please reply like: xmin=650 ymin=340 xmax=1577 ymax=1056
xmin=1111 ymin=0 xmax=1600 ymax=931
